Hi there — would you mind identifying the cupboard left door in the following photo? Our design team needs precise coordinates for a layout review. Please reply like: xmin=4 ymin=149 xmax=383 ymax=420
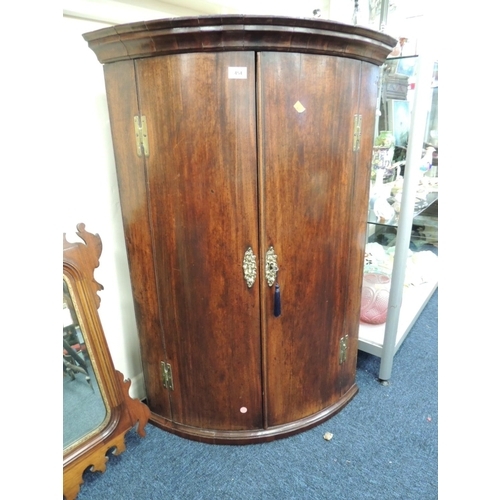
xmin=111 ymin=52 xmax=264 ymax=434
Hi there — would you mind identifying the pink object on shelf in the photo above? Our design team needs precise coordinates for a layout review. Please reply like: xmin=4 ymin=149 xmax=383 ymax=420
xmin=360 ymin=273 xmax=391 ymax=325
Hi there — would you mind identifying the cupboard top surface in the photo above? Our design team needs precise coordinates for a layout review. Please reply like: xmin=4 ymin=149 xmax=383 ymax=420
xmin=83 ymin=15 xmax=396 ymax=65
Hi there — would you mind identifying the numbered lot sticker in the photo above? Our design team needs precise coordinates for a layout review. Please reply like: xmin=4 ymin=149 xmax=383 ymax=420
xmin=228 ymin=67 xmax=247 ymax=79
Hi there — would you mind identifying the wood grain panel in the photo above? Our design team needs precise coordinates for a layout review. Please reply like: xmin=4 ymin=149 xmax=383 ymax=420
xmin=258 ymin=52 xmax=362 ymax=426
xmin=135 ymin=52 xmax=262 ymax=431
xmin=339 ymin=62 xmax=381 ymax=382
xmin=103 ymin=61 xmax=171 ymax=420
xmin=83 ymin=16 xmax=396 ymax=66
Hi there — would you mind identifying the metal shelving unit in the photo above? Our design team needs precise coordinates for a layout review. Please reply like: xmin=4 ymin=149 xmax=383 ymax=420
xmin=358 ymin=46 xmax=438 ymax=382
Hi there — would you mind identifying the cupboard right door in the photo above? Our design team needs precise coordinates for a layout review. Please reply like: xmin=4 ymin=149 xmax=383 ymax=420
xmin=257 ymin=52 xmax=366 ymax=428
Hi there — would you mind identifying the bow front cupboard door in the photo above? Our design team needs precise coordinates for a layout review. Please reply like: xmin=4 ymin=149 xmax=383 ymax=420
xmin=84 ymin=16 xmax=395 ymax=444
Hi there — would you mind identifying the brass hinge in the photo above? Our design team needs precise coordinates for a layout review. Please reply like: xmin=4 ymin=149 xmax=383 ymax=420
xmin=134 ymin=115 xmax=150 ymax=157
xmin=161 ymin=361 xmax=174 ymax=390
xmin=339 ymin=335 xmax=348 ymax=364
xmin=352 ymin=114 xmax=362 ymax=152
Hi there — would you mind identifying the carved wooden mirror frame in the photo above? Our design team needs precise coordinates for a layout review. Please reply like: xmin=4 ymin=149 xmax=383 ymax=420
xmin=63 ymin=223 xmax=150 ymax=500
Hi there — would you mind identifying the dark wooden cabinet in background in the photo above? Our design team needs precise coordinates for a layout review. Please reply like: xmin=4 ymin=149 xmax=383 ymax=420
xmin=84 ymin=16 xmax=395 ymax=444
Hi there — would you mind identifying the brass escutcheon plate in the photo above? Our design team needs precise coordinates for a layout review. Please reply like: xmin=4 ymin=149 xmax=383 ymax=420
xmin=243 ymin=247 xmax=257 ymax=288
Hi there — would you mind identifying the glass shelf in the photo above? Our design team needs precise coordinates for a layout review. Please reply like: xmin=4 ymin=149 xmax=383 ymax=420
xmin=359 ymin=51 xmax=438 ymax=381
xmin=367 ymin=182 xmax=438 ymax=228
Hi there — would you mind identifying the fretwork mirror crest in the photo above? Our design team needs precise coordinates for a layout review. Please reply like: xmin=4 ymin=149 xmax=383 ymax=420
xmin=63 ymin=223 xmax=150 ymax=500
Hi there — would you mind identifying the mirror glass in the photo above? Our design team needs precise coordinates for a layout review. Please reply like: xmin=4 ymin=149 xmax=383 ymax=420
xmin=63 ymin=278 xmax=108 ymax=450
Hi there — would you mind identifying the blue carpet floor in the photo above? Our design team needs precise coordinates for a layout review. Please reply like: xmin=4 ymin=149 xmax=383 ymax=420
xmin=77 ymin=289 xmax=438 ymax=499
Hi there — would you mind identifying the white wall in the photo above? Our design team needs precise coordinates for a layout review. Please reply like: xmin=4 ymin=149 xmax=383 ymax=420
xmin=59 ymin=0 xmax=357 ymax=402
xmin=61 ymin=3 xmax=199 ymax=399
xmin=61 ymin=0 xmax=430 ymax=402
xmin=63 ymin=1 xmax=251 ymax=400
xmin=61 ymin=15 xmax=138 ymax=397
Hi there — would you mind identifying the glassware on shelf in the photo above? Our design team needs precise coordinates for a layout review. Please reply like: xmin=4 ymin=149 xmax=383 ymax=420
xmin=369 ymin=131 xmax=397 ymax=224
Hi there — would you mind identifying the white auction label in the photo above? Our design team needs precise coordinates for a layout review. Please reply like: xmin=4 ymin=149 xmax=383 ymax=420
xmin=228 ymin=67 xmax=247 ymax=79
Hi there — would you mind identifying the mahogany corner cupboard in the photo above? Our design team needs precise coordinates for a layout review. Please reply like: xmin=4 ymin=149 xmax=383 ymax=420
xmin=84 ymin=16 xmax=396 ymax=444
